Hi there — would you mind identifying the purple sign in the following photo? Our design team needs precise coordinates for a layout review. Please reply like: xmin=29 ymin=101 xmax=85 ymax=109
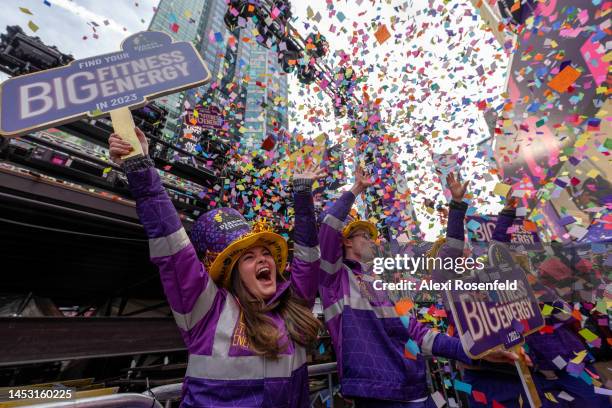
xmin=0 ymin=31 xmax=211 ymax=136
xmin=467 ymin=215 xmax=542 ymax=250
xmin=183 ymin=106 xmax=223 ymax=135
xmin=444 ymin=243 xmax=544 ymax=358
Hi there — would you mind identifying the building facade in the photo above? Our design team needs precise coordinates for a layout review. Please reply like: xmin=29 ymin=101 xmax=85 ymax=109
xmin=148 ymin=0 xmax=288 ymax=155
xmin=148 ymin=0 xmax=208 ymax=139
xmin=241 ymin=45 xmax=289 ymax=153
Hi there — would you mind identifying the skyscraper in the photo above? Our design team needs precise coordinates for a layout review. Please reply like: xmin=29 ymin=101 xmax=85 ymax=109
xmin=241 ymin=46 xmax=289 ymax=153
xmin=148 ymin=0 xmax=289 ymax=154
xmin=148 ymin=0 xmax=208 ymax=139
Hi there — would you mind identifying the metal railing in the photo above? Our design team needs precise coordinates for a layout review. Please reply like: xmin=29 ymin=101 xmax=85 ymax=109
xmin=18 ymin=359 xmax=466 ymax=408
xmin=22 ymin=362 xmax=339 ymax=408
xmin=19 ymin=393 xmax=163 ymax=408
xmin=139 ymin=362 xmax=341 ymax=407
xmin=307 ymin=362 xmax=338 ymax=408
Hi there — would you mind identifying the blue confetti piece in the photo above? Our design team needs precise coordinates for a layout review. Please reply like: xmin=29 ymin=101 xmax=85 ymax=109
xmin=580 ymin=370 xmax=593 ymax=385
xmin=405 ymin=339 xmax=420 ymax=356
xmin=454 ymin=379 xmax=472 ymax=394
xmin=466 ymin=219 xmax=481 ymax=231
xmin=400 ymin=315 xmax=411 ymax=328
xmin=318 ymin=343 xmax=325 ymax=355
xmin=527 ymin=103 xmax=540 ymax=113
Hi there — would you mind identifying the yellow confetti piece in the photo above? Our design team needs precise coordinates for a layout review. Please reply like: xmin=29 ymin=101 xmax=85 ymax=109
xmin=586 ymin=169 xmax=600 ymax=178
xmin=493 ymin=182 xmax=511 ymax=196
xmin=102 ymin=167 xmax=112 ymax=174
xmin=314 ymin=133 xmax=326 ymax=145
xmin=541 ymin=304 xmax=553 ymax=316
xmin=545 ymin=392 xmax=558 ymax=403
xmin=571 ymin=350 xmax=587 ymax=364
xmin=27 ymin=20 xmax=39 ymax=32
xmin=19 ymin=7 xmax=33 ymax=15
xmin=578 ymin=328 xmax=598 ymax=343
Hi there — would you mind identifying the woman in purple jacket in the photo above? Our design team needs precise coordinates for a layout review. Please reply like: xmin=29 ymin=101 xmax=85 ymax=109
xmin=109 ymin=128 xmax=323 ymax=408
xmin=318 ymin=168 xmax=519 ymax=407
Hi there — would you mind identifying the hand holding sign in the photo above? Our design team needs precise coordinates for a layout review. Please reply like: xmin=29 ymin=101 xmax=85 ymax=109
xmin=108 ymin=127 xmax=149 ymax=166
xmin=109 ymin=107 xmax=143 ymax=159
xmin=480 ymin=348 xmax=532 ymax=366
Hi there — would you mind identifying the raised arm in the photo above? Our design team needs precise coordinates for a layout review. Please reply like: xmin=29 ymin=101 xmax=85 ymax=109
xmin=109 ymin=129 xmax=219 ymax=348
xmin=492 ymin=191 xmax=518 ymax=243
xmin=289 ymin=165 xmax=325 ymax=308
xmin=435 ymin=172 xmax=469 ymax=270
xmin=319 ymin=167 xmax=372 ymax=282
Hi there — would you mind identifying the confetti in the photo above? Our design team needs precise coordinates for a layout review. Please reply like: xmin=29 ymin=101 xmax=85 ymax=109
xmin=547 ymin=65 xmax=581 ymax=93
xmin=493 ymin=183 xmax=511 ymax=196
xmin=27 ymin=21 xmax=39 ymax=32
xmin=431 ymin=391 xmax=446 ymax=408
xmin=453 ymin=379 xmax=472 ymax=394
xmin=395 ymin=298 xmax=414 ymax=315
xmin=472 ymin=390 xmax=487 ymax=404
xmin=374 ymin=24 xmax=391 ymax=45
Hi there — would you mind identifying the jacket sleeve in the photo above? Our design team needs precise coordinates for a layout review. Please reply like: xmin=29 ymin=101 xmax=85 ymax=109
xmin=289 ymin=178 xmax=320 ymax=308
xmin=124 ymin=156 xmax=220 ymax=349
xmin=403 ymin=311 xmax=472 ymax=364
xmin=433 ymin=200 xmax=468 ymax=282
xmin=431 ymin=331 xmax=473 ymax=364
xmin=318 ymin=191 xmax=356 ymax=288
xmin=438 ymin=200 xmax=468 ymax=259
xmin=492 ymin=208 xmax=516 ymax=243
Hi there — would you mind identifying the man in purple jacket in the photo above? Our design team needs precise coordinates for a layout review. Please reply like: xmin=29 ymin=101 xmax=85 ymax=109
xmin=318 ymin=169 xmax=519 ymax=407
xmin=109 ymin=128 xmax=322 ymax=407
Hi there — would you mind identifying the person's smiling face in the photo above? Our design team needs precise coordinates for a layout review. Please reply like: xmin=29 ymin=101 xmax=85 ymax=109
xmin=237 ymin=246 xmax=277 ymax=300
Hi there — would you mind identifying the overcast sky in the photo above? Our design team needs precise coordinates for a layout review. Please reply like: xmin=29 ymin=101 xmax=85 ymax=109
xmin=0 ymin=0 xmax=508 ymax=239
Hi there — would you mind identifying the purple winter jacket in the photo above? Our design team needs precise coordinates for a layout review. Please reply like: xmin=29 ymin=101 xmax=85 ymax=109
xmin=124 ymin=156 xmax=320 ymax=408
xmin=492 ymin=210 xmax=587 ymax=372
xmin=318 ymin=191 xmax=471 ymax=402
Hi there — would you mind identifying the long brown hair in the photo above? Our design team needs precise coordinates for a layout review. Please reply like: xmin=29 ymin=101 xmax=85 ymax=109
xmin=230 ymin=265 xmax=321 ymax=358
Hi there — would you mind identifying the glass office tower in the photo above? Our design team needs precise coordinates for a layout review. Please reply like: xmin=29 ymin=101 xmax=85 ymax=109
xmin=149 ymin=0 xmax=289 ymax=152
